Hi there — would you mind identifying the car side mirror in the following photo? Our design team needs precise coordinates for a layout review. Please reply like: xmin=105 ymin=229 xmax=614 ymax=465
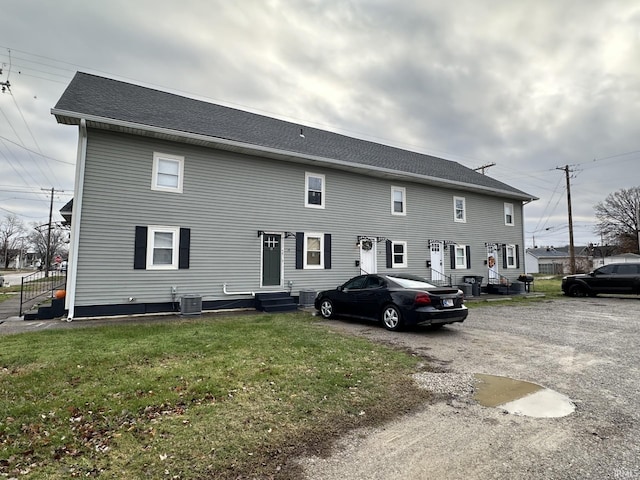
xmin=337 ymin=285 xmax=344 ymax=291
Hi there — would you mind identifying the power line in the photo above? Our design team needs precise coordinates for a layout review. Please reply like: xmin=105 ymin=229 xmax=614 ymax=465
xmin=0 ymin=138 xmax=45 ymax=192
xmin=0 ymin=134 xmax=75 ymax=165
xmin=7 ymin=91 xmax=64 ymax=187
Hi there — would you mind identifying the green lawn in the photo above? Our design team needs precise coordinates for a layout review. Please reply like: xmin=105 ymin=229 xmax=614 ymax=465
xmin=0 ymin=312 xmax=431 ymax=479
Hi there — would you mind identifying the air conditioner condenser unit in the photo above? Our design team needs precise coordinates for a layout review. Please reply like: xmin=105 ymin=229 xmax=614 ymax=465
xmin=180 ymin=294 xmax=202 ymax=316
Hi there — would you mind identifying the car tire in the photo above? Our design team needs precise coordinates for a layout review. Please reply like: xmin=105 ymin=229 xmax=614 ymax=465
xmin=319 ymin=298 xmax=335 ymax=319
xmin=569 ymin=284 xmax=588 ymax=297
xmin=381 ymin=304 xmax=403 ymax=331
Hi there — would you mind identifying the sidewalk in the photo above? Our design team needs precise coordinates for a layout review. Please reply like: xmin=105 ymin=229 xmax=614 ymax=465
xmin=0 ymin=293 xmax=44 ymax=321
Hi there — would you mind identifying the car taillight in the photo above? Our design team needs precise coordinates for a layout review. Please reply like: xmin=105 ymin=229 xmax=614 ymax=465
xmin=415 ymin=292 xmax=431 ymax=305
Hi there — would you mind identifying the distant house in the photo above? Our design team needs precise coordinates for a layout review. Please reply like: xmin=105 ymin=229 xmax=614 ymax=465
xmin=52 ymin=72 xmax=537 ymax=320
xmin=594 ymin=252 xmax=640 ymax=268
xmin=525 ymin=246 xmax=592 ymax=274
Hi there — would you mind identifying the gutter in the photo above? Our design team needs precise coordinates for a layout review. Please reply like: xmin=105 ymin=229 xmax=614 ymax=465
xmin=51 ymin=109 xmax=538 ymax=203
xmin=64 ymin=118 xmax=88 ymax=321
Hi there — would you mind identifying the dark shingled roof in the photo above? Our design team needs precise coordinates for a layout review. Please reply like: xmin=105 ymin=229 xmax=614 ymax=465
xmin=52 ymin=72 xmax=536 ymax=201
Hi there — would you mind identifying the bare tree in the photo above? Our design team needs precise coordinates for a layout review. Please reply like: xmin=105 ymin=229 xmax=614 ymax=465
xmin=28 ymin=223 xmax=69 ymax=269
xmin=594 ymin=186 xmax=640 ymax=253
xmin=1 ymin=214 xmax=26 ymax=269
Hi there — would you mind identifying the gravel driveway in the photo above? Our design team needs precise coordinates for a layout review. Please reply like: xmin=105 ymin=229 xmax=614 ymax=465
xmin=299 ymin=297 xmax=640 ymax=480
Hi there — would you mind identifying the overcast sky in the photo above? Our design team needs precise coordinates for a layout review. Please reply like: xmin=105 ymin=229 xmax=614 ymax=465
xmin=2 ymin=0 xmax=639 ymax=248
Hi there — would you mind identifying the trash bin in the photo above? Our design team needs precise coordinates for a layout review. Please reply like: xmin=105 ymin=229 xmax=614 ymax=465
xmin=462 ymin=276 xmax=483 ymax=297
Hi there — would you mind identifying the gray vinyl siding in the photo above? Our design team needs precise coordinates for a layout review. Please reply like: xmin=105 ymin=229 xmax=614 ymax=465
xmin=74 ymin=129 xmax=526 ymax=307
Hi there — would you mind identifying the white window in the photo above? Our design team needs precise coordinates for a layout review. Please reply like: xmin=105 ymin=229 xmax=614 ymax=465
xmin=152 ymin=153 xmax=184 ymax=193
xmin=454 ymin=245 xmax=467 ymax=269
xmin=506 ymin=244 xmax=517 ymax=268
xmin=454 ymin=196 xmax=466 ymax=223
xmin=305 ymin=172 xmax=325 ymax=208
xmin=392 ymin=241 xmax=408 ymax=268
xmin=504 ymin=203 xmax=514 ymax=226
xmin=147 ymin=226 xmax=180 ymax=270
xmin=391 ymin=186 xmax=406 ymax=215
xmin=304 ymin=233 xmax=324 ymax=269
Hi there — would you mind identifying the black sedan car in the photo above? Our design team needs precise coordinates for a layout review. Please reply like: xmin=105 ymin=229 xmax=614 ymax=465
xmin=314 ymin=273 xmax=468 ymax=331
xmin=562 ymin=262 xmax=640 ymax=297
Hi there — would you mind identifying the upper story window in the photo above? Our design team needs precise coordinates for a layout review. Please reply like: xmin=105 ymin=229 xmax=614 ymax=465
xmin=152 ymin=152 xmax=184 ymax=193
xmin=454 ymin=196 xmax=466 ymax=223
xmin=304 ymin=233 xmax=324 ymax=269
xmin=391 ymin=186 xmax=406 ymax=215
xmin=504 ymin=203 xmax=514 ymax=226
xmin=147 ymin=226 xmax=180 ymax=270
xmin=305 ymin=172 xmax=325 ymax=208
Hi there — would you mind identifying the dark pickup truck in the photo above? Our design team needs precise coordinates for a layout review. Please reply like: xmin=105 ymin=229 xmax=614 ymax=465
xmin=562 ymin=262 xmax=640 ymax=297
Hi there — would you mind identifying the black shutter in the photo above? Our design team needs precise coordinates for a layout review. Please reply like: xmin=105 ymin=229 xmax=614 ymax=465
xmin=515 ymin=245 xmax=520 ymax=269
xmin=386 ymin=240 xmax=393 ymax=268
xmin=466 ymin=245 xmax=471 ymax=269
xmin=179 ymin=228 xmax=190 ymax=269
xmin=324 ymin=234 xmax=332 ymax=269
xmin=450 ymin=245 xmax=456 ymax=269
xmin=502 ymin=246 xmax=508 ymax=269
xmin=134 ymin=226 xmax=147 ymax=269
xmin=295 ymin=232 xmax=304 ymax=269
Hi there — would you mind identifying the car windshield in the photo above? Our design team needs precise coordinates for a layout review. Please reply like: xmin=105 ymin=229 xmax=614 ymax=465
xmin=387 ymin=276 xmax=436 ymax=289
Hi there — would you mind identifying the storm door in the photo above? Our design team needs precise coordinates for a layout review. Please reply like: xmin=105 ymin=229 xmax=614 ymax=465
xmin=359 ymin=238 xmax=377 ymax=274
xmin=430 ymin=241 xmax=444 ymax=282
xmin=487 ymin=244 xmax=500 ymax=283
xmin=262 ymin=233 xmax=282 ymax=287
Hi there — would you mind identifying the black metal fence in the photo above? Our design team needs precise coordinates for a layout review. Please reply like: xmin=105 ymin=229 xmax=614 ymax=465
xmin=19 ymin=270 xmax=67 ymax=317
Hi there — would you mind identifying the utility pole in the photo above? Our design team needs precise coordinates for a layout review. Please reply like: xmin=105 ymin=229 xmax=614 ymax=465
xmin=41 ymin=188 xmax=64 ymax=277
xmin=44 ymin=188 xmax=54 ymax=277
xmin=473 ymin=163 xmax=496 ymax=175
xmin=556 ymin=165 xmax=576 ymax=274
xmin=637 ymin=204 xmax=640 ymax=254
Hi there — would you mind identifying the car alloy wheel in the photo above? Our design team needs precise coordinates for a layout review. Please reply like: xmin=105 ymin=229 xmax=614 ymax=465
xmin=569 ymin=284 xmax=588 ymax=297
xmin=320 ymin=299 xmax=334 ymax=319
xmin=381 ymin=305 xmax=402 ymax=331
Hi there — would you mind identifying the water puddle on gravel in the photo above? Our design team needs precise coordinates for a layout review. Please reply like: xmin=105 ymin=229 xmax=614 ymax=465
xmin=474 ymin=374 xmax=575 ymax=418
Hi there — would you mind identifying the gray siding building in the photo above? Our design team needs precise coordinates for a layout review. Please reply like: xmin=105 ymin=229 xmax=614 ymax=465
xmin=53 ymin=72 xmax=537 ymax=319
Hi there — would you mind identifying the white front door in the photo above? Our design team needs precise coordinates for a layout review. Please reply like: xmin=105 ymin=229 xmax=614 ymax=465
xmin=430 ymin=242 xmax=444 ymax=281
xmin=359 ymin=238 xmax=377 ymax=274
xmin=487 ymin=244 xmax=500 ymax=282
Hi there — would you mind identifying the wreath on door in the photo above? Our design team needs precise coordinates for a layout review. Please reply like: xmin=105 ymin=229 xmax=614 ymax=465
xmin=361 ymin=239 xmax=373 ymax=251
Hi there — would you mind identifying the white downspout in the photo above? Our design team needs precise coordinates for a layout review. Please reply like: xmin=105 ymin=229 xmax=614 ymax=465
xmin=64 ymin=119 xmax=87 ymax=321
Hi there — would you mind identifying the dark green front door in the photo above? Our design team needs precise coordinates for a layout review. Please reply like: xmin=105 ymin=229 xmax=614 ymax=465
xmin=262 ymin=234 xmax=281 ymax=286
